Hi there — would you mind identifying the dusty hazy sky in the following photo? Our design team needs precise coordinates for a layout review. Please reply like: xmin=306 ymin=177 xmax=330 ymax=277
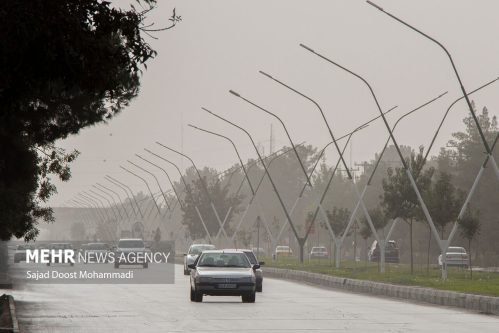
xmin=52 ymin=0 xmax=499 ymax=207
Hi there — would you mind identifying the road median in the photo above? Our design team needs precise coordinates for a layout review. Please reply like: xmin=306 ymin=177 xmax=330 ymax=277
xmin=263 ymin=266 xmax=499 ymax=315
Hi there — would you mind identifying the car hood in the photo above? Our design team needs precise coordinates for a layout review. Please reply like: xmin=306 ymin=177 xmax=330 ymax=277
xmin=196 ymin=267 xmax=253 ymax=277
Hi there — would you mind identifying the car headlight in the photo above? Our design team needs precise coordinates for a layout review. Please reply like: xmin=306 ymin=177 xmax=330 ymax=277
xmin=197 ymin=276 xmax=213 ymax=283
xmin=236 ymin=276 xmax=254 ymax=283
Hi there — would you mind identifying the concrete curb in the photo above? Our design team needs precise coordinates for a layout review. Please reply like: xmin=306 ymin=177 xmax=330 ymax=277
xmin=263 ymin=267 xmax=499 ymax=315
xmin=0 ymin=295 xmax=19 ymax=333
xmin=7 ymin=295 xmax=19 ymax=333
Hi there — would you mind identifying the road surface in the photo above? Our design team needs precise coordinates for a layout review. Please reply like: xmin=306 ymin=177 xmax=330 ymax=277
xmin=3 ymin=264 xmax=499 ymax=332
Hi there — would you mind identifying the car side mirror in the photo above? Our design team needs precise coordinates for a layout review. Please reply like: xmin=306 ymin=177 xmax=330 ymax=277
xmin=258 ymin=261 xmax=265 ymax=266
xmin=252 ymin=264 xmax=261 ymax=270
xmin=187 ymin=263 xmax=196 ymax=270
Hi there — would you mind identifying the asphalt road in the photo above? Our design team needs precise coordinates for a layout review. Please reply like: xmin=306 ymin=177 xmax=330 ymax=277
xmin=3 ymin=264 xmax=499 ymax=332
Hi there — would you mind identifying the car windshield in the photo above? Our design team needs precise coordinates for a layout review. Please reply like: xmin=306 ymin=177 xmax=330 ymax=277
xmin=312 ymin=247 xmax=326 ymax=252
xmin=189 ymin=245 xmax=216 ymax=255
xmin=243 ymin=251 xmax=258 ymax=265
xmin=50 ymin=243 xmax=72 ymax=249
xmin=448 ymin=247 xmax=465 ymax=253
xmin=197 ymin=252 xmax=251 ymax=268
xmin=118 ymin=240 xmax=144 ymax=248
xmin=87 ymin=243 xmax=107 ymax=250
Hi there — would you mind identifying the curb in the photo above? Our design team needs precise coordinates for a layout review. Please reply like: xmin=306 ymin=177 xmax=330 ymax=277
xmin=0 ymin=295 xmax=19 ymax=333
xmin=263 ymin=267 xmax=499 ymax=315
xmin=7 ymin=295 xmax=19 ymax=333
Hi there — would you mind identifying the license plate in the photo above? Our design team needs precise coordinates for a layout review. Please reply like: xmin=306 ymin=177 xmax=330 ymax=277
xmin=217 ymin=284 xmax=236 ymax=289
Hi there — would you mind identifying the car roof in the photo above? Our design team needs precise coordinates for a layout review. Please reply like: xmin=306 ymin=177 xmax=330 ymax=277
xmin=224 ymin=248 xmax=252 ymax=252
xmin=202 ymin=250 xmax=242 ymax=253
xmin=118 ymin=238 xmax=143 ymax=241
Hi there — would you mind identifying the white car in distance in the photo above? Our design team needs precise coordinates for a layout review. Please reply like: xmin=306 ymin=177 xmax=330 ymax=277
xmin=438 ymin=246 xmax=469 ymax=268
xmin=184 ymin=244 xmax=216 ymax=275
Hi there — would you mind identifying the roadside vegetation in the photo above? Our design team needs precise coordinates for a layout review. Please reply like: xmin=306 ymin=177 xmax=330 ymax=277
xmin=263 ymin=257 xmax=499 ymax=297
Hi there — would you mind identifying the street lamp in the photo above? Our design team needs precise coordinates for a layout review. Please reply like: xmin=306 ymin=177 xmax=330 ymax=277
xmin=87 ymin=190 xmax=120 ymax=228
xmin=189 ymin=122 xmax=255 ymax=196
xmin=75 ymin=195 xmax=105 ymax=222
xmin=80 ymin=192 xmax=112 ymax=222
xmin=135 ymin=154 xmax=185 ymax=210
xmin=299 ymin=42 xmax=444 ymax=267
xmin=423 ymin=77 xmax=499 ymax=165
xmin=366 ymin=1 xmax=493 ymax=157
xmin=367 ymin=91 xmax=448 ymax=186
xmin=128 ymin=159 xmax=171 ymax=213
xmin=155 ymin=142 xmax=231 ymax=241
xmin=95 ymin=183 xmax=131 ymax=221
xmin=202 ymin=107 xmax=304 ymax=258
xmin=120 ymin=165 xmax=163 ymax=218
xmin=92 ymin=185 xmax=124 ymax=221
xmin=228 ymin=90 xmax=311 ymax=186
xmin=105 ymin=175 xmax=143 ymax=219
xmin=146 ymin=147 xmax=215 ymax=244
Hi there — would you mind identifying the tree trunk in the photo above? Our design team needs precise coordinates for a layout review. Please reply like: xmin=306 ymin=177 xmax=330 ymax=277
xmin=427 ymin=226 xmax=431 ymax=275
xmin=410 ymin=220 xmax=413 ymax=274
xmin=469 ymin=239 xmax=473 ymax=280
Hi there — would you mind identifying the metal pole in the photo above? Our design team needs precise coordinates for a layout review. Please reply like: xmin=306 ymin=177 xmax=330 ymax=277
xmin=120 ymin=165 xmax=163 ymax=218
xmin=423 ymin=77 xmax=499 ymax=165
xmin=80 ymin=192 xmax=111 ymax=222
xmin=366 ymin=1 xmax=493 ymax=155
xmin=145 ymin=148 xmax=213 ymax=243
xmin=135 ymin=154 xmax=185 ymax=210
xmin=128 ymin=159 xmax=171 ymax=212
xmin=229 ymin=90 xmax=311 ymax=186
xmin=92 ymin=186 xmax=123 ymax=221
xmin=106 ymin=175 xmax=143 ymax=219
xmin=89 ymin=189 xmax=120 ymax=222
xmin=299 ymin=42 xmax=443 ymax=251
xmin=203 ymin=107 xmax=302 ymax=253
xmin=155 ymin=142 xmax=230 ymax=240
xmin=95 ymin=183 xmax=131 ymax=220
xmin=75 ymin=196 xmax=105 ymax=223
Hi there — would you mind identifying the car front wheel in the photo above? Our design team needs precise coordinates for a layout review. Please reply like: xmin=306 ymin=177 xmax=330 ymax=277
xmin=193 ymin=288 xmax=203 ymax=302
xmin=190 ymin=287 xmax=195 ymax=301
xmin=242 ymin=292 xmax=256 ymax=303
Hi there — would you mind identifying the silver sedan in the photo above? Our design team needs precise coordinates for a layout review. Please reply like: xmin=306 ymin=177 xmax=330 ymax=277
xmin=188 ymin=250 xmax=259 ymax=303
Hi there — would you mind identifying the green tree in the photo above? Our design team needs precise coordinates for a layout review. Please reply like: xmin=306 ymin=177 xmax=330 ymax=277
xmin=358 ymin=207 xmax=388 ymax=239
xmin=427 ymin=172 xmax=464 ymax=239
xmin=381 ymin=147 xmax=434 ymax=274
xmin=458 ymin=206 xmax=481 ymax=279
xmin=0 ymin=0 xmax=178 ymax=240
xmin=437 ymin=104 xmax=498 ymax=265
xmin=181 ymin=167 xmax=244 ymax=240
xmin=322 ymin=207 xmax=351 ymax=237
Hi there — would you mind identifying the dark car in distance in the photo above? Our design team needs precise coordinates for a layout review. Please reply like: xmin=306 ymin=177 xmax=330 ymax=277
xmin=189 ymin=250 xmax=259 ymax=303
xmin=225 ymin=249 xmax=264 ymax=292
xmin=368 ymin=240 xmax=400 ymax=263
